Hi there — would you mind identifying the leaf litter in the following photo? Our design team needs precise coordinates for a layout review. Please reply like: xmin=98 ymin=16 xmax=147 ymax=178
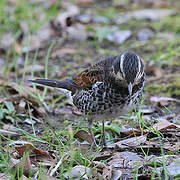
xmin=0 ymin=0 xmax=180 ymax=179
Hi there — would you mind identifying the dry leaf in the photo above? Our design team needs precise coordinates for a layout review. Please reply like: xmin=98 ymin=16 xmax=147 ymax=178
xmin=107 ymin=152 xmax=143 ymax=176
xmin=92 ymin=161 xmax=106 ymax=169
xmin=120 ymin=126 xmax=141 ymax=135
xmin=133 ymin=9 xmax=177 ymax=21
xmin=53 ymin=2 xmax=79 ymax=29
xmin=15 ymin=41 xmax=22 ymax=54
xmin=73 ymin=141 xmax=96 ymax=157
xmin=6 ymin=82 xmax=38 ymax=98
xmin=152 ymin=120 xmax=180 ymax=131
xmin=6 ymin=82 xmax=42 ymax=106
xmin=9 ymin=155 xmax=33 ymax=178
xmin=72 ymin=109 xmax=82 ymax=115
xmin=66 ymin=24 xmax=88 ymax=41
xmin=12 ymin=141 xmax=54 ymax=159
xmin=51 ymin=48 xmax=77 ymax=58
xmin=54 ymin=107 xmax=73 ymax=115
xmin=102 ymin=165 xmax=112 ymax=180
xmin=16 ymin=155 xmax=32 ymax=177
xmin=150 ymin=96 xmax=180 ymax=106
xmin=108 ymin=135 xmax=147 ymax=149
xmin=145 ymin=62 xmax=163 ymax=78
xmin=64 ymin=165 xmax=92 ymax=179
xmin=11 ymin=141 xmax=56 ymax=169
xmin=74 ymin=129 xmax=94 ymax=144
xmin=111 ymin=169 xmax=122 ymax=180
xmin=94 ymin=151 xmax=112 ymax=161
xmin=22 ymin=23 xmax=55 ymax=52
xmin=18 ymin=64 xmax=44 ymax=75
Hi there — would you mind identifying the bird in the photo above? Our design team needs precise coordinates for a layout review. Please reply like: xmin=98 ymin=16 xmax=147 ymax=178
xmin=29 ymin=51 xmax=146 ymax=147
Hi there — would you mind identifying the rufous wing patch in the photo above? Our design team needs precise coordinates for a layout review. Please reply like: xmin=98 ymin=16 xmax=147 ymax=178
xmin=73 ymin=69 xmax=103 ymax=87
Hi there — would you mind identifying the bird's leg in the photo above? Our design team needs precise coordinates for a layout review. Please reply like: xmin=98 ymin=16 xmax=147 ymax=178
xmin=102 ymin=119 xmax=106 ymax=147
xmin=87 ymin=118 xmax=97 ymax=148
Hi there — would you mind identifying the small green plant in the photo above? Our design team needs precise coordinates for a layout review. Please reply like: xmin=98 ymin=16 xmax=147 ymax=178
xmin=0 ymin=101 xmax=25 ymax=125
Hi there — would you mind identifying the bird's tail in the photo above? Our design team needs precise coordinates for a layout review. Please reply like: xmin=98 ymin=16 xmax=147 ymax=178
xmin=29 ymin=79 xmax=81 ymax=93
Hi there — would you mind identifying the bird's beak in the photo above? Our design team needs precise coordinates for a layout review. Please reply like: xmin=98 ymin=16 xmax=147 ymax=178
xmin=128 ymin=82 xmax=133 ymax=97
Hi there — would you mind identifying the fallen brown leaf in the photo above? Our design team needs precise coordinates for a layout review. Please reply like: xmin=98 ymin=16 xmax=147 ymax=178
xmin=108 ymin=135 xmax=147 ymax=149
xmin=152 ymin=120 xmax=180 ymax=131
xmin=6 ymin=82 xmax=40 ymax=99
xmin=5 ymin=82 xmax=42 ymax=107
xmin=145 ymin=62 xmax=163 ymax=78
xmin=121 ymin=127 xmax=141 ymax=135
xmin=9 ymin=155 xmax=34 ymax=178
xmin=16 ymin=155 xmax=32 ymax=177
xmin=64 ymin=165 xmax=92 ymax=179
xmin=18 ymin=64 xmax=44 ymax=75
xmin=74 ymin=129 xmax=94 ymax=144
xmin=10 ymin=141 xmax=56 ymax=171
xmin=22 ymin=23 xmax=55 ymax=52
xmin=111 ymin=169 xmax=122 ymax=180
xmin=52 ymin=2 xmax=79 ymax=30
xmin=72 ymin=109 xmax=82 ymax=115
xmin=18 ymin=100 xmax=26 ymax=113
xmin=102 ymin=165 xmax=112 ymax=180
xmin=150 ymin=96 xmax=180 ymax=106
xmin=107 ymin=152 xmax=143 ymax=177
xmin=51 ymin=48 xmax=78 ymax=58
xmin=12 ymin=141 xmax=54 ymax=160
xmin=54 ymin=107 xmax=73 ymax=115
xmin=92 ymin=161 xmax=106 ymax=169
xmin=73 ymin=141 xmax=96 ymax=158
xmin=14 ymin=41 xmax=22 ymax=54
xmin=94 ymin=151 xmax=112 ymax=161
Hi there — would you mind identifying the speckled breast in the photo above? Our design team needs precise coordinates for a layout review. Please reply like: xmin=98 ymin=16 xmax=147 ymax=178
xmin=73 ymin=81 xmax=142 ymax=116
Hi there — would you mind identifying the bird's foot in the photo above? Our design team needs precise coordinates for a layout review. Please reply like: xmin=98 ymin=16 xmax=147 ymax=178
xmin=89 ymin=129 xmax=98 ymax=149
xmin=102 ymin=136 xmax=107 ymax=147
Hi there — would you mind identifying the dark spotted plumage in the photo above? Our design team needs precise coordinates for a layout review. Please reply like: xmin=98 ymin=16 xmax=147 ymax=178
xmin=29 ymin=51 xmax=146 ymax=147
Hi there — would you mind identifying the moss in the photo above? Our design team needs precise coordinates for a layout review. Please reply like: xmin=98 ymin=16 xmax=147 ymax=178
xmin=145 ymin=84 xmax=164 ymax=94
xmin=166 ymin=79 xmax=180 ymax=96
xmin=152 ymin=15 xmax=180 ymax=33
xmin=145 ymin=79 xmax=180 ymax=97
xmin=170 ymin=59 xmax=180 ymax=66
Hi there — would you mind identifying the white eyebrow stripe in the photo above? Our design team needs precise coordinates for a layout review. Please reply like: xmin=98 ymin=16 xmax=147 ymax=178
xmin=120 ymin=54 xmax=125 ymax=78
xmin=136 ymin=55 xmax=142 ymax=79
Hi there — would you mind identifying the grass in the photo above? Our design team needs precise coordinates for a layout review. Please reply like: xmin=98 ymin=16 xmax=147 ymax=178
xmin=0 ymin=0 xmax=60 ymax=35
xmin=0 ymin=0 xmax=180 ymax=179
xmin=0 ymin=82 xmax=177 ymax=179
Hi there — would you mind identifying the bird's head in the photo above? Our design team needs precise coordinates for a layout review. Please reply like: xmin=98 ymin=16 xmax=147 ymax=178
xmin=113 ymin=51 xmax=144 ymax=96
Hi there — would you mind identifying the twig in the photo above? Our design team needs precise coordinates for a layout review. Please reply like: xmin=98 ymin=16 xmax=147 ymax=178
xmin=49 ymin=153 xmax=68 ymax=176
xmin=0 ymin=129 xmax=20 ymax=137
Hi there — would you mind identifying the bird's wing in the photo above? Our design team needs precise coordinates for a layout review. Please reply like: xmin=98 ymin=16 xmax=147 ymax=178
xmin=73 ymin=68 xmax=104 ymax=88
xmin=30 ymin=56 xmax=115 ymax=91
xmin=73 ymin=56 xmax=115 ymax=88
